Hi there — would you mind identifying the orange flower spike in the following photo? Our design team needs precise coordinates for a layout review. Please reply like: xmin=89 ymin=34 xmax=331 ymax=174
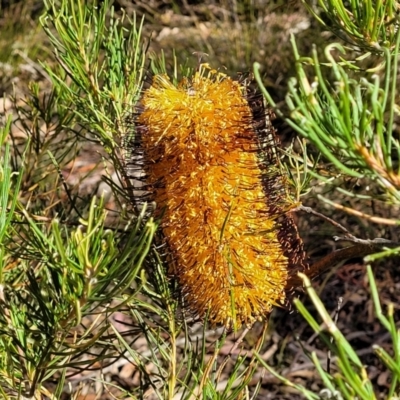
xmin=138 ymin=65 xmax=289 ymax=329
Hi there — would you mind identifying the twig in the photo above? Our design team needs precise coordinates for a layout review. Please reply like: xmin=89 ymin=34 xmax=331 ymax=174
xmin=317 ymin=195 xmax=400 ymax=225
xmin=334 ymin=236 xmax=400 ymax=247
xmin=289 ymin=239 xmax=400 ymax=288
xmin=213 ymin=328 xmax=250 ymax=386
xmin=296 ymin=205 xmax=352 ymax=236
xmin=288 ymin=205 xmax=400 ymax=287
xmin=229 ymin=328 xmax=249 ymax=356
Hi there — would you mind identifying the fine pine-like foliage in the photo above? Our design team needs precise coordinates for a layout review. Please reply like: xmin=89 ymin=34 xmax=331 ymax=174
xmin=0 ymin=0 xmax=399 ymax=399
xmin=253 ymin=0 xmax=400 ymax=398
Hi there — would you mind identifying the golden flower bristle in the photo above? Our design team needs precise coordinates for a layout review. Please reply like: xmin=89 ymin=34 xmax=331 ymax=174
xmin=136 ymin=65 xmax=298 ymax=328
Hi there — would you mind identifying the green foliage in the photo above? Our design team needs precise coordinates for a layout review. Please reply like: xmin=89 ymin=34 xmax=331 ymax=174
xmin=303 ymin=0 xmax=399 ymax=51
xmin=0 ymin=0 xmax=400 ymax=398
xmin=255 ymin=265 xmax=400 ymax=400
xmin=40 ymin=0 xmax=146 ymax=148
xmin=296 ymin=266 xmax=400 ymax=400
xmin=1 ymin=1 xmax=272 ymax=398
xmin=0 ymin=114 xmax=156 ymax=396
xmin=254 ymin=3 xmax=400 ymax=209
xmin=0 ymin=1 xmax=158 ymax=397
xmin=255 ymin=31 xmax=400 ymax=204
xmin=252 ymin=0 xmax=400 ymax=398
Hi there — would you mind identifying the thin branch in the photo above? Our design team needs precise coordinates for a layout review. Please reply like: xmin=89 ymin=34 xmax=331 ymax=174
xmin=334 ymin=236 xmax=400 ymax=247
xmin=318 ymin=196 xmax=400 ymax=225
xmin=296 ymin=205 xmax=352 ymax=236
xmin=289 ymin=239 xmax=400 ymax=288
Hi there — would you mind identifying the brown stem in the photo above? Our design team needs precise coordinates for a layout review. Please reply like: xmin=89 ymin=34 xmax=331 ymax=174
xmin=288 ymin=239 xmax=400 ymax=288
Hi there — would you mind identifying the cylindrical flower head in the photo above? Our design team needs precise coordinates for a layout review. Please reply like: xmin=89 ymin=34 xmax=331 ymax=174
xmin=134 ymin=65 xmax=305 ymax=329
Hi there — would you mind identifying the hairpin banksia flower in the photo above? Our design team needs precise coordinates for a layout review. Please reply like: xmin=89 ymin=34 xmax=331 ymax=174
xmin=128 ymin=64 xmax=307 ymax=329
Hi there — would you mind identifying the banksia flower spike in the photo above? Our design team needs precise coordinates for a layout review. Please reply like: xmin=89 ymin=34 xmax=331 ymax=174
xmin=127 ymin=64 xmax=307 ymax=329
